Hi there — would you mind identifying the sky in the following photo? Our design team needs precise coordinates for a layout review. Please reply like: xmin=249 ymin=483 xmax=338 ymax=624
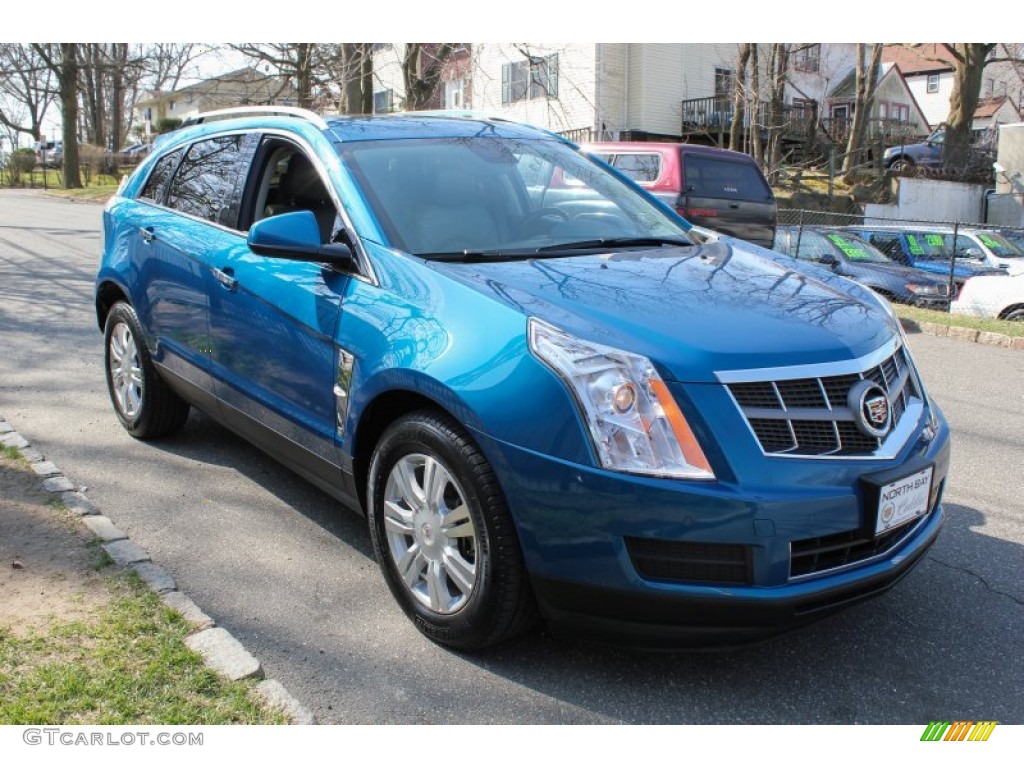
xmin=0 ymin=2 xmax=1003 ymax=151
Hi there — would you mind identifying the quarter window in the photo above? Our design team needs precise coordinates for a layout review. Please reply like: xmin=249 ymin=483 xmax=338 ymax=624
xmin=608 ymin=153 xmax=662 ymax=183
xmin=166 ymin=135 xmax=251 ymax=227
xmin=138 ymin=149 xmax=182 ymax=204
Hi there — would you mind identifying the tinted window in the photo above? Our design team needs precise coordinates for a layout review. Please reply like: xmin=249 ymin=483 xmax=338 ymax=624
xmin=973 ymin=231 xmax=1023 ymax=258
xmin=138 ymin=150 xmax=182 ymax=203
xmin=610 ymin=153 xmax=662 ymax=183
xmin=166 ymin=135 xmax=251 ymax=227
xmin=824 ymin=233 xmax=889 ymax=263
xmin=683 ymin=155 xmax=772 ymax=201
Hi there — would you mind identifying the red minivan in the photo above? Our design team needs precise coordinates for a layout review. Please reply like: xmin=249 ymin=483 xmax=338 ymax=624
xmin=582 ymin=142 xmax=777 ymax=248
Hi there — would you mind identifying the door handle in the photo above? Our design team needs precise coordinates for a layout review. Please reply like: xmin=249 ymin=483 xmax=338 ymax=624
xmin=140 ymin=226 xmax=156 ymax=244
xmin=211 ymin=266 xmax=238 ymax=292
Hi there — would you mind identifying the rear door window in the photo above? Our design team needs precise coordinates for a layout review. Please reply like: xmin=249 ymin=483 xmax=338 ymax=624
xmin=166 ymin=135 xmax=256 ymax=228
xmin=683 ymin=156 xmax=772 ymax=201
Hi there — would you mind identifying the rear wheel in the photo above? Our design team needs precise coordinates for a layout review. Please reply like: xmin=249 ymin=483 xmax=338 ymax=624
xmin=1001 ymin=306 xmax=1024 ymax=322
xmin=103 ymin=302 xmax=190 ymax=438
xmin=367 ymin=410 xmax=536 ymax=650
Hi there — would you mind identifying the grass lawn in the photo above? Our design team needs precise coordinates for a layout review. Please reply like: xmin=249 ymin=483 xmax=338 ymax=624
xmin=0 ymin=451 xmax=287 ymax=725
xmin=895 ymin=303 xmax=1024 ymax=338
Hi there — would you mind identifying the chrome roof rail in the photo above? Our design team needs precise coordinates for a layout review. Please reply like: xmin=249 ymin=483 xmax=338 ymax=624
xmin=180 ymin=106 xmax=330 ymax=130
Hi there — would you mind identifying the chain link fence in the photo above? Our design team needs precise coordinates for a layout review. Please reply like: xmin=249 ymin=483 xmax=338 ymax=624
xmin=776 ymin=208 xmax=1024 ymax=322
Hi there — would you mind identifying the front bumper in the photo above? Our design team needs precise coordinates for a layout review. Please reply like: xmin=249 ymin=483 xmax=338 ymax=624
xmin=471 ymin=412 xmax=950 ymax=648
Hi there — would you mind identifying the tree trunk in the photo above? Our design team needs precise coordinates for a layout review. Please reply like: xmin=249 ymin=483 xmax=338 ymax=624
xmin=110 ymin=44 xmax=127 ymax=157
xmin=402 ymin=44 xmax=454 ymax=111
xmin=341 ymin=43 xmax=373 ymax=115
xmin=749 ymin=45 xmax=764 ymax=167
xmin=943 ymin=43 xmax=995 ymax=170
xmin=842 ymin=43 xmax=882 ymax=177
xmin=59 ymin=44 xmax=82 ymax=189
xmin=765 ymin=44 xmax=789 ymax=180
xmin=295 ymin=43 xmax=313 ymax=109
xmin=728 ymin=44 xmax=750 ymax=152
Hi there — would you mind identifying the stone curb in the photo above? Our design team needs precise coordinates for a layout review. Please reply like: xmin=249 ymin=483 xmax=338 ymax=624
xmin=0 ymin=417 xmax=315 ymax=724
xmin=900 ymin=317 xmax=1022 ymax=350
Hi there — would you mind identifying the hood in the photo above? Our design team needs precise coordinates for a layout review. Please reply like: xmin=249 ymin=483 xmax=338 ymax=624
xmin=427 ymin=241 xmax=898 ymax=383
xmin=846 ymin=260 xmax=946 ymax=282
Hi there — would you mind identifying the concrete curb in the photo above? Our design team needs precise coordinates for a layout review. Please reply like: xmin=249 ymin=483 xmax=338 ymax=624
xmin=0 ymin=417 xmax=316 ymax=724
xmin=900 ymin=317 xmax=1024 ymax=350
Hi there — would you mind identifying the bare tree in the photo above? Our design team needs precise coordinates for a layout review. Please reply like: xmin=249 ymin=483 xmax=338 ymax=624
xmin=939 ymin=43 xmax=997 ymax=169
xmin=331 ymin=44 xmax=373 ymax=114
xmin=31 ymin=44 xmax=82 ymax=188
xmin=842 ymin=43 xmax=883 ymax=176
xmin=728 ymin=44 xmax=751 ymax=152
xmin=145 ymin=43 xmax=203 ymax=94
xmin=749 ymin=45 xmax=763 ymax=165
xmin=0 ymin=44 xmax=55 ymax=145
xmin=401 ymin=44 xmax=457 ymax=111
xmin=229 ymin=43 xmax=330 ymax=108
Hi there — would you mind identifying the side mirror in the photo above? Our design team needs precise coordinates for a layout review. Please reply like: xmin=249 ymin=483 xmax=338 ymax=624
xmin=818 ymin=253 xmax=838 ymax=267
xmin=248 ymin=211 xmax=354 ymax=270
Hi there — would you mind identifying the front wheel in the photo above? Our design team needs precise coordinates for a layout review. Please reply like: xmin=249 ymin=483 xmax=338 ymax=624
xmin=103 ymin=302 xmax=190 ymax=438
xmin=367 ymin=410 xmax=536 ymax=649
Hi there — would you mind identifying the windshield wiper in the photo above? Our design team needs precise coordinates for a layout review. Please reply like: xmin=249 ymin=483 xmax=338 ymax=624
xmin=535 ymin=236 xmax=693 ymax=253
xmin=418 ymin=250 xmax=539 ymax=263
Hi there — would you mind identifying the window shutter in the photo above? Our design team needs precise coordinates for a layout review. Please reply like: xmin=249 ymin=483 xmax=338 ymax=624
xmin=502 ymin=63 xmax=510 ymax=105
xmin=548 ymin=54 xmax=559 ymax=98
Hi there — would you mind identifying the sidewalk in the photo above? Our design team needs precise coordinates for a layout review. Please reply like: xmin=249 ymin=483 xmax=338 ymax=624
xmin=0 ymin=417 xmax=314 ymax=724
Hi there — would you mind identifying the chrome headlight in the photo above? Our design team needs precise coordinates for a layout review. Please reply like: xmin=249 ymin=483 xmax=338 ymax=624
xmin=528 ymin=318 xmax=714 ymax=480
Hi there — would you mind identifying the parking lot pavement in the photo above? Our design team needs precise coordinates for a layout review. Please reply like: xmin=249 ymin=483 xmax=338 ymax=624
xmin=1 ymin=189 xmax=1021 ymax=724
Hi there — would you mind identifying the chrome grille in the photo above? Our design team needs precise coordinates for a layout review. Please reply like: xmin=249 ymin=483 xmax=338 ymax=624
xmin=725 ymin=345 xmax=920 ymax=458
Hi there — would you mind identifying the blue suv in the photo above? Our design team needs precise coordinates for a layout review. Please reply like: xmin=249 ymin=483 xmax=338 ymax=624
xmin=95 ymin=108 xmax=950 ymax=649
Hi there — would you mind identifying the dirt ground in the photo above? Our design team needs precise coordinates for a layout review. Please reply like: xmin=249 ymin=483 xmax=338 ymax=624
xmin=0 ymin=456 xmax=110 ymax=637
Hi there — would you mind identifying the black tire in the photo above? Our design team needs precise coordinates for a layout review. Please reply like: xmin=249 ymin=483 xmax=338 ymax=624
xmin=103 ymin=301 xmax=190 ymax=438
xmin=367 ymin=410 xmax=536 ymax=650
xmin=890 ymin=157 xmax=914 ymax=173
xmin=1002 ymin=307 xmax=1024 ymax=322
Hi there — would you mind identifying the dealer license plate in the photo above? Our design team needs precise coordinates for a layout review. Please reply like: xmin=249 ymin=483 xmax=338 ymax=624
xmin=875 ymin=466 xmax=933 ymax=535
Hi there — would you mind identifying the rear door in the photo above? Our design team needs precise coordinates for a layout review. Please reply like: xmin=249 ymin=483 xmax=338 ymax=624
xmin=680 ymin=153 xmax=776 ymax=248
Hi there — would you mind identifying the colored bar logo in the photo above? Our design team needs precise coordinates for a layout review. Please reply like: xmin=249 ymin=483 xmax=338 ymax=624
xmin=921 ymin=721 xmax=997 ymax=741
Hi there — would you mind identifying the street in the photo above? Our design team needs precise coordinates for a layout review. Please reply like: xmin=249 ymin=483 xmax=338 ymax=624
xmin=1 ymin=189 xmax=1022 ymax=724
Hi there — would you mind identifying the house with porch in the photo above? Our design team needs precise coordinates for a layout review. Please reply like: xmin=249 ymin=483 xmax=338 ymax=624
xmin=133 ymin=67 xmax=297 ymax=139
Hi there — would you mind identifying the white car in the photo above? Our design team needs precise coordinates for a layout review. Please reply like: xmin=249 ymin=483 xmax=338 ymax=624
xmin=951 ymin=273 xmax=1024 ymax=320
xmin=958 ymin=228 xmax=1024 ymax=276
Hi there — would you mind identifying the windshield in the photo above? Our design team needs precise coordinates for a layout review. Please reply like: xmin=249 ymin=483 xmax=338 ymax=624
xmin=972 ymin=231 xmax=1024 ymax=258
xmin=338 ymin=137 xmax=691 ymax=259
xmin=903 ymin=232 xmax=955 ymax=260
xmin=823 ymin=233 xmax=890 ymax=263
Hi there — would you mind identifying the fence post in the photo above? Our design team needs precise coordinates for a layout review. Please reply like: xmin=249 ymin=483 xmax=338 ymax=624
xmin=948 ymin=221 xmax=959 ymax=305
xmin=828 ymin=147 xmax=835 ymax=201
xmin=795 ymin=209 xmax=805 ymax=257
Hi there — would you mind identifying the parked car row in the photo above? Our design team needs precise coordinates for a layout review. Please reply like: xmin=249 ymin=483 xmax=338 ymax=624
xmin=772 ymin=227 xmax=953 ymax=309
xmin=767 ymin=222 xmax=1024 ymax=322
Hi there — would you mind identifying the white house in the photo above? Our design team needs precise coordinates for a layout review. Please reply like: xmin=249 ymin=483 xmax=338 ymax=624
xmin=881 ymin=44 xmax=1023 ymax=132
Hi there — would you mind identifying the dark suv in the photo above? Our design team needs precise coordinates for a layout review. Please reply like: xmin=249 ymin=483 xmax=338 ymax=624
xmin=582 ymin=141 xmax=777 ymax=248
xmin=773 ymin=227 xmax=951 ymax=308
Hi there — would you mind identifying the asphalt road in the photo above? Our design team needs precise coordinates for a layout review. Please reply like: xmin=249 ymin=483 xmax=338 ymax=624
xmin=1 ymin=189 xmax=1022 ymax=724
